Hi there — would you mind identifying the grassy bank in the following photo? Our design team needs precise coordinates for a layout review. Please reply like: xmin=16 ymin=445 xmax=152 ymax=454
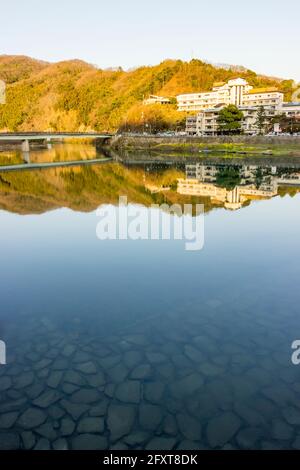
xmin=113 ymin=136 xmax=300 ymax=158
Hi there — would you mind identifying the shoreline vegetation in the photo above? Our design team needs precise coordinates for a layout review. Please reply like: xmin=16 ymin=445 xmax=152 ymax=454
xmin=111 ymin=135 xmax=300 ymax=158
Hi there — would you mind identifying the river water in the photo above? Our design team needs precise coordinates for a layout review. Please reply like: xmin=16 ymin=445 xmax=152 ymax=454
xmin=0 ymin=142 xmax=300 ymax=450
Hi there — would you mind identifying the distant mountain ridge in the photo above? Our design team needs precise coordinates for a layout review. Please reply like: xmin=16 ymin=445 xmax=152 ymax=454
xmin=0 ymin=55 xmax=296 ymax=132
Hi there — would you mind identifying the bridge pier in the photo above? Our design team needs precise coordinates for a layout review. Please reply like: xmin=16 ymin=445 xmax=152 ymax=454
xmin=21 ymin=139 xmax=30 ymax=152
xmin=21 ymin=140 xmax=30 ymax=163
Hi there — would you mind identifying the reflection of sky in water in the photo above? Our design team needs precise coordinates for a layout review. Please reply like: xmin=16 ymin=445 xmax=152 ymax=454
xmin=1 ymin=193 xmax=299 ymax=328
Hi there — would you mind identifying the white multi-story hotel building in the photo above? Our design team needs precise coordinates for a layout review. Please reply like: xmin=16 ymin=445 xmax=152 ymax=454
xmin=177 ymin=78 xmax=284 ymax=113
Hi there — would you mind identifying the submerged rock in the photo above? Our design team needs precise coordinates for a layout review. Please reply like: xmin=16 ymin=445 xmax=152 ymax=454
xmin=236 ymin=427 xmax=263 ymax=449
xmin=47 ymin=371 xmax=64 ymax=389
xmin=60 ymin=400 xmax=89 ymax=420
xmin=14 ymin=372 xmax=34 ymax=389
xmin=139 ymin=404 xmax=163 ymax=431
xmin=89 ymin=400 xmax=109 ymax=417
xmin=107 ymin=404 xmax=136 ymax=441
xmin=144 ymin=382 xmax=165 ymax=404
xmin=0 ymin=377 xmax=12 ymax=391
xmin=123 ymin=351 xmax=144 ymax=369
xmin=145 ymin=437 xmax=177 ymax=450
xmin=60 ymin=417 xmax=76 ymax=437
xmin=0 ymin=432 xmax=20 ymax=450
xmin=36 ymin=422 xmax=57 ymax=441
xmin=130 ymin=364 xmax=152 ymax=380
xmin=206 ymin=412 xmax=241 ymax=448
xmin=75 ymin=361 xmax=98 ymax=375
xmin=52 ymin=438 xmax=69 ymax=450
xmin=115 ymin=381 xmax=140 ymax=404
xmin=271 ymin=419 xmax=293 ymax=440
xmin=34 ymin=438 xmax=51 ymax=450
xmin=176 ymin=413 xmax=202 ymax=441
xmin=0 ymin=412 xmax=19 ymax=429
xmin=169 ymin=373 xmax=204 ymax=399
xmin=70 ymin=388 xmax=101 ymax=404
xmin=72 ymin=434 xmax=108 ymax=450
xmin=18 ymin=408 xmax=47 ymax=429
xmin=77 ymin=417 xmax=105 ymax=434
xmin=21 ymin=431 xmax=36 ymax=449
xmin=33 ymin=389 xmax=61 ymax=408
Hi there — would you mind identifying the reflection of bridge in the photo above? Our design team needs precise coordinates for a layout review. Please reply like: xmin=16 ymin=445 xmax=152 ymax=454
xmin=0 ymin=157 xmax=112 ymax=172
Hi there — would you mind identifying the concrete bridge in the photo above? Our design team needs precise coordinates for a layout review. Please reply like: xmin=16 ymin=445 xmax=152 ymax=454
xmin=0 ymin=132 xmax=114 ymax=163
xmin=0 ymin=131 xmax=113 ymax=148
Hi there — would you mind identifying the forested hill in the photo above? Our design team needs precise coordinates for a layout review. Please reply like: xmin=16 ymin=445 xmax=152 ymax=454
xmin=0 ymin=55 xmax=296 ymax=132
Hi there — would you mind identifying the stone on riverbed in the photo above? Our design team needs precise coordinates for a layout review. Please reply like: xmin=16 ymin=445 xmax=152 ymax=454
xmin=64 ymin=370 xmax=86 ymax=386
xmin=77 ymin=417 xmax=105 ymax=434
xmin=176 ymin=413 xmax=202 ymax=441
xmin=169 ymin=373 xmax=204 ymax=399
xmin=106 ymin=363 xmax=129 ymax=383
xmin=139 ymin=404 xmax=163 ymax=431
xmin=70 ymin=388 xmax=102 ymax=404
xmin=144 ymin=382 xmax=165 ymax=404
xmin=0 ymin=412 xmax=19 ymax=429
xmin=47 ymin=371 xmax=64 ymax=389
xmin=75 ymin=361 xmax=98 ymax=375
xmin=53 ymin=438 xmax=69 ymax=450
xmin=86 ymin=371 xmax=106 ymax=387
xmin=235 ymin=427 xmax=263 ymax=449
xmin=123 ymin=351 xmax=144 ymax=369
xmin=18 ymin=408 xmax=47 ymax=429
xmin=115 ymin=381 xmax=140 ymax=404
xmin=60 ymin=400 xmax=89 ymax=420
xmin=33 ymin=389 xmax=61 ymax=408
xmin=89 ymin=399 xmax=109 ymax=417
xmin=0 ymin=377 xmax=12 ymax=391
xmin=206 ymin=412 xmax=241 ymax=448
xmin=60 ymin=417 xmax=76 ymax=436
xmin=145 ymin=437 xmax=177 ymax=450
xmin=130 ymin=364 xmax=152 ymax=380
xmin=0 ymin=432 xmax=20 ymax=450
xmin=124 ymin=431 xmax=150 ymax=446
xmin=72 ymin=434 xmax=108 ymax=450
xmin=14 ymin=372 xmax=34 ymax=389
xmin=36 ymin=422 xmax=57 ymax=441
xmin=282 ymin=406 xmax=300 ymax=426
xmin=107 ymin=404 xmax=136 ymax=442
xmin=21 ymin=431 xmax=36 ymax=449
xmin=34 ymin=438 xmax=50 ymax=450
xmin=271 ymin=419 xmax=293 ymax=440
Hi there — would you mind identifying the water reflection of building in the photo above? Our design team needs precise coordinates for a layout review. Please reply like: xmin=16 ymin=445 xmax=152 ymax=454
xmin=177 ymin=163 xmax=300 ymax=210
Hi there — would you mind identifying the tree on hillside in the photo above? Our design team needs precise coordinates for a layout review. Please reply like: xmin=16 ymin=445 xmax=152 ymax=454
xmin=255 ymin=106 xmax=268 ymax=134
xmin=217 ymin=105 xmax=244 ymax=134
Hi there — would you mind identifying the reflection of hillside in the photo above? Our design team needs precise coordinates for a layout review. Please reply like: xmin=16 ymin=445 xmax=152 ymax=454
xmin=0 ymin=163 xmax=211 ymax=215
xmin=29 ymin=143 xmax=97 ymax=163
xmin=1 ymin=157 xmax=299 ymax=216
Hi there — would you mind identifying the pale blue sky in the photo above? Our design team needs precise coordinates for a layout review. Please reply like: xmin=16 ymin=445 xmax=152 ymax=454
xmin=1 ymin=0 xmax=299 ymax=81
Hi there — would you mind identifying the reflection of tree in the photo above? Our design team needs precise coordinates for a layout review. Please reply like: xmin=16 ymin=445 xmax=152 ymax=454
xmin=215 ymin=167 xmax=241 ymax=190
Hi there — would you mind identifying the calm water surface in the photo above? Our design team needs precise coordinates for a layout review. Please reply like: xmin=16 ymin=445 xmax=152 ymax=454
xmin=0 ymin=143 xmax=300 ymax=450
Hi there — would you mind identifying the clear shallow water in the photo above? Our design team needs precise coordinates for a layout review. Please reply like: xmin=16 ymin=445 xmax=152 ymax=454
xmin=0 ymin=143 xmax=300 ymax=450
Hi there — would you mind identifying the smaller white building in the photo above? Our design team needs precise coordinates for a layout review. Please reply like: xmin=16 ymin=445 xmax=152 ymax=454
xmin=280 ymin=102 xmax=300 ymax=118
xmin=143 ymin=95 xmax=170 ymax=105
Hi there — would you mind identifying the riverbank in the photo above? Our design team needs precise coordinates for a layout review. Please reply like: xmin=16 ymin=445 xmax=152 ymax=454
xmin=111 ymin=135 xmax=300 ymax=158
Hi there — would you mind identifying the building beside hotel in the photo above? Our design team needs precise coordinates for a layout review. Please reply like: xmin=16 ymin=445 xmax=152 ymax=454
xmin=143 ymin=95 xmax=170 ymax=105
xmin=178 ymin=78 xmax=299 ymax=135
